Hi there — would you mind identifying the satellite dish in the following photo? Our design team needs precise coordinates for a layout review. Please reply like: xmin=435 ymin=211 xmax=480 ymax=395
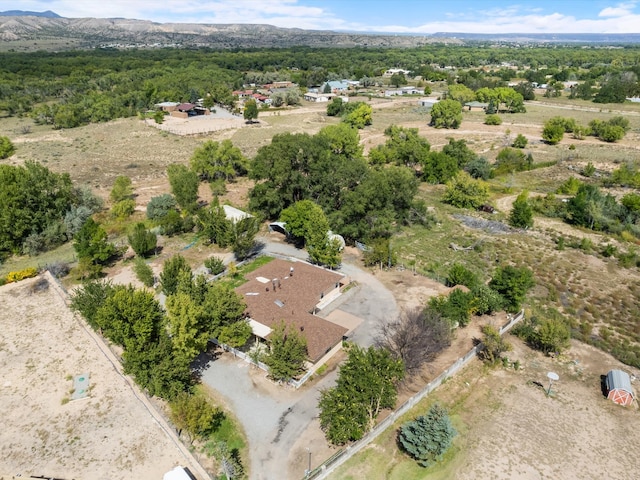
xmin=546 ymin=372 xmax=559 ymax=396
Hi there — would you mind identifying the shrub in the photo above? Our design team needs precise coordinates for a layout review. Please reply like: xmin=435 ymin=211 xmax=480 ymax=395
xmin=512 ymin=134 xmax=528 ymax=148
xmin=110 ymin=199 xmax=136 ymax=219
xmin=581 ymin=162 xmax=595 ymax=177
xmin=363 ymin=238 xmax=397 ymax=268
xmin=446 ymin=263 xmax=479 ymax=288
xmin=0 ymin=136 xmax=16 ymax=159
xmin=147 ymin=194 xmax=178 ymax=221
xmin=542 ymin=122 xmax=564 ymax=144
xmin=464 ymin=157 xmax=492 ymax=180
xmin=133 ymin=257 xmax=155 ymax=287
xmin=479 ymin=324 xmax=512 ymax=363
xmin=204 ymin=256 xmax=226 ymax=275
xmin=484 ymin=114 xmax=502 ymax=125
xmin=398 ymin=404 xmax=457 ymax=467
xmin=5 ymin=267 xmax=38 ymax=283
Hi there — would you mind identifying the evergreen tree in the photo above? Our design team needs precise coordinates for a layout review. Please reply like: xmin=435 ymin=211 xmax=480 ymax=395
xmin=398 ymin=404 xmax=457 ymax=467
xmin=509 ymin=191 xmax=534 ymax=229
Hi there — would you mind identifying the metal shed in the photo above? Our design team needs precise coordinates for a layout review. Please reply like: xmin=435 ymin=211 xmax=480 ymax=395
xmin=605 ymin=369 xmax=635 ymax=406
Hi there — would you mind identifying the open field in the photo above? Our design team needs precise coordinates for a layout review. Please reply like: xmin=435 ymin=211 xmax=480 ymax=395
xmin=0 ymin=273 xmax=205 ymax=479
xmin=330 ymin=337 xmax=640 ymax=480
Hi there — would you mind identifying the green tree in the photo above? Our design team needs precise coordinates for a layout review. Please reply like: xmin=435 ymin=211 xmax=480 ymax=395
xmin=264 ymin=322 xmax=308 ymax=381
xmin=217 ymin=320 xmax=252 ymax=349
xmin=430 ymin=99 xmax=462 ymax=129
xmin=319 ymin=344 xmax=404 ymax=444
xmin=447 ymin=84 xmax=475 ymax=103
xmin=471 ymin=284 xmax=504 ymax=315
xmin=0 ymin=161 xmax=74 ymax=254
xmin=421 ymin=151 xmax=459 ymax=184
xmin=398 ymin=404 xmax=457 ymax=467
xmin=389 ymin=72 xmax=408 ymax=87
xmin=232 ymin=216 xmax=260 ymax=261
xmin=167 ymin=164 xmax=199 ymax=213
xmin=0 ymin=136 xmax=15 ymax=159
xmin=73 ymin=217 xmax=117 ymax=266
xmin=169 ymin=392 xmax=223 ymax=444
xmin=442 ymin=171 xmax=489 ymax=209
xmin=326 ymin=97 xmax=344 ymax=116
xmin=190 ymin=140 xmax=248 ymax=182
xmin=429 ymin=288 xmax=475 ymax=327
xmin=201 ymin=283 xmax=246 ymax=338
xmin=243 ymin=99 xmax=259 ymax=123
xmin=166 ymin=292 xmax=209 ymax=363
xmin=464 ymin=157 xmax=492 ymax=180
xmin=489 ymin=265 xmax=535 ymax=313
xmin=343 ymin=103 xmax=372 ymax=129
xmin=110 ymin=175 xmax=133 ymax=203
xmin=128 ymin=222 xmax=158 ymax=257
xmin=160 ymin=255 xmax=192 ymax=296
xmin=94 ymin=285 xmax=165 ymax=348
xmin=69 ymin=280 xmax=117 ymax=330
xmin=197 ymin=200 xmax=233 ymax=248
xmin=509 ymin=191 xmax=534 ymax=229
xmin=280 ymin=200 xmax=329 ymax=245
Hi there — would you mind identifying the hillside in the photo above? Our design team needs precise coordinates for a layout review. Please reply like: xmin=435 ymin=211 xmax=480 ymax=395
xmin=0 ymin=15 xmax=460 ymax=51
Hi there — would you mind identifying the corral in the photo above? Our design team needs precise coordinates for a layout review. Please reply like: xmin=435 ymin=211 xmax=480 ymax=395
xmin=0 ymin=274 xmax=203 ymax=479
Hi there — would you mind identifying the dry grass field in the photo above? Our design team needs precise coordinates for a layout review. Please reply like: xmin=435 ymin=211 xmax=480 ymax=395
xmin=0 ymin=273 xmax=204 ymax=479
xmin=330 ymin=337 xmax=640 ymax=480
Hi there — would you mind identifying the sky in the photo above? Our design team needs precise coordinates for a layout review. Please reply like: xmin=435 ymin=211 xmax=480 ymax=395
xmin=2 ymin=0 xmax=640 ymax=34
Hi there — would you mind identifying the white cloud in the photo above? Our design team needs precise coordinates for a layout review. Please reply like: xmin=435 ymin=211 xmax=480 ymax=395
xmin=599 ymin=2 xmax=637 ymax=17
xmin=2 ymin=1 xmax=640 ymax=34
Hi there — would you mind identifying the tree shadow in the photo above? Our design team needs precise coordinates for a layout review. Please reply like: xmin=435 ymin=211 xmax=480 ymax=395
xmin=191 ymin=346 xmax=222 ymax=381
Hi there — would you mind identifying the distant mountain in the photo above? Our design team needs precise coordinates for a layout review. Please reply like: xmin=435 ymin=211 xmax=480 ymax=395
xmin=432 ymin=32 xmax=640 ymax=44
xmin=0 ymin=10 xmax=61 ymax=18
xmin=0 ymin=15 xmax=460 ymax=51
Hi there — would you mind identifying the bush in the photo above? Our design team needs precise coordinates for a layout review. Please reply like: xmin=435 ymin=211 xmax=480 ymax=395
xmin=204 ymin=256 xmax=226 ymax=275
xmin=0 ymin=136 xmax=16 ymax=159
xmin=5 ymin=267 xmax=38 ymax=283
xmin=398 ymin=404 xmax=457 ymax=467
xmin=484 ymin=114 xmax=502 ymax=125
xmin=133 ymin=257 xmax=155 ymax=287
xmin=542 ymin=122 xmax=564 ymax=144
xmin=512 ymin=134 xmax=528 ymax=148
xmin=147 ymin=194 xmax=178 ymax=221
xmin=464 ymin=157 xmax=492 ymax=180
xmin=111 ymin=199 xmax=136 ymax=219
xmin=446 ymin=263 xmax=478 ymax=288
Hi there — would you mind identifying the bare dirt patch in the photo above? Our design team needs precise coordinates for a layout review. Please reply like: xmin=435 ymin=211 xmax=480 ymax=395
xmin=453 ymin=339 xmax=640 ymax=480
xmin=0 ymin=274 xmax=203 ymax=479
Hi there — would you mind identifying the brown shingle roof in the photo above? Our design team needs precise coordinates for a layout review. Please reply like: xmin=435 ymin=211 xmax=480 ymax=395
xmin=236 ymin=258 xmax=348 ymax=362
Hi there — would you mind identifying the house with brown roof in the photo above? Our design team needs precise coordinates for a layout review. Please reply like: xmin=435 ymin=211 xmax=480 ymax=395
xmin=235 ymin=258 xmax=349 ymax=363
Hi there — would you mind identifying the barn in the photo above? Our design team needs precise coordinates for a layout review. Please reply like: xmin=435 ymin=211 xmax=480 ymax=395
xmin=605 ymin=369 xmax=635 ymax=406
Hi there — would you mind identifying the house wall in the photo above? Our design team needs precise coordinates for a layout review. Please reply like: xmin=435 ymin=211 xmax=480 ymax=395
xmin=170 ymin=111 xmax=189 ymax=119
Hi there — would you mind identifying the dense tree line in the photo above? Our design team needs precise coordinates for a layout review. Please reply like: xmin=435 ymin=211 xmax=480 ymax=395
xmin=1 ymin=45 xmax=640 ymax=124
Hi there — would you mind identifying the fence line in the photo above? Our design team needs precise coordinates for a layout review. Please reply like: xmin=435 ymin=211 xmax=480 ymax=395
xmin=306 ymin=310 xmax=525 ymax=480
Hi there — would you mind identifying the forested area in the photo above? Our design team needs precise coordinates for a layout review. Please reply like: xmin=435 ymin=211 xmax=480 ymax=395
xmin=1 ymin=44 xmax=640 ymax=128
